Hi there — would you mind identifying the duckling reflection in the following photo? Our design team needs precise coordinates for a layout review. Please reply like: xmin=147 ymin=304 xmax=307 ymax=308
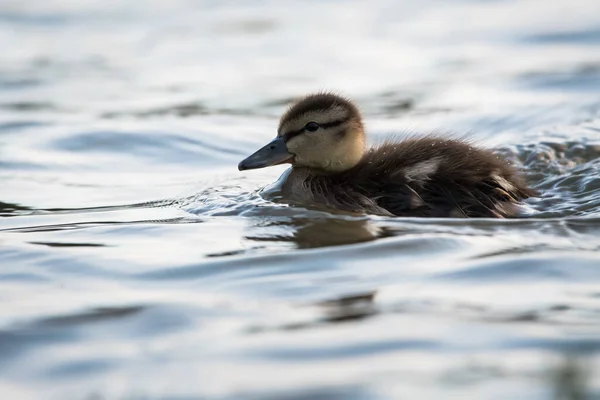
xmin=245 ymin=217 xmax=388 ymax=249
xmin=239 ymin=92 xmax=536 ymax=218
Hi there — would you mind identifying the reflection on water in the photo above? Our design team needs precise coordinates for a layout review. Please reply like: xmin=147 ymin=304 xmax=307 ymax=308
xmin=1 ymin=0 xmax=600 ymax=398
xmin=246 ymin=217 xmax=384 ymax=249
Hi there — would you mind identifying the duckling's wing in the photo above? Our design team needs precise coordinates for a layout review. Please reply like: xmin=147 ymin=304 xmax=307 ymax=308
xmin=346 ymin=138 xmax=536 ymax=218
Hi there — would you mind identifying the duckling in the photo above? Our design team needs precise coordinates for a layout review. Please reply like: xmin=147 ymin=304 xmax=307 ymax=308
xmin=238 ymin=93 xmax=536 ymax=218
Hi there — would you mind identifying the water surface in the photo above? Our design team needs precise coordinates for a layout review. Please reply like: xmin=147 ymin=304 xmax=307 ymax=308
xmin=1 ymin=0 xmax=600 ymax=398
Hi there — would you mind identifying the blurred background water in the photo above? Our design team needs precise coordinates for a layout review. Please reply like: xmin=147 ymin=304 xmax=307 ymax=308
xmin=1 ymin=0 xmax=600 ymax=398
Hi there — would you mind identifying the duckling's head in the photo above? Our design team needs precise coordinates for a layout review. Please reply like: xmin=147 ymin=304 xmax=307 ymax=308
xmin=238 ymin=93 xmax=365 ymax=172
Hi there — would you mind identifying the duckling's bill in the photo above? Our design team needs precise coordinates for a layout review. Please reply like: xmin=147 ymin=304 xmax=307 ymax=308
xmin=238 ymin=136 xmax=294 ymax=171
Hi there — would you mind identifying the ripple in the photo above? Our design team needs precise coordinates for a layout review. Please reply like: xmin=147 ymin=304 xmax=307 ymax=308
xmin=525 ymin=28 xmax=600 ymax=45
xmin=516 ymin=64 xmax=600 ymax=91
xmin=248 ymin=338 xmax=442 ymax=361
xmin=51 ymin=130 xmax=243 ymax=164
xmin=434 ymin=253 xmax=600 ymax=283
xmin=497 ymin=139 xmax=600 ymax=217
xmin=0 ymin=102 xmax=57 ymax=112
xmin=34 ymin=306 xmax=146 ymax=328
xmin=0 ymin=121 xmax=49 ymax=134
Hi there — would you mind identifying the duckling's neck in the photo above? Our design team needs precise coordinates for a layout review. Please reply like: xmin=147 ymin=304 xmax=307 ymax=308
xmin=326 ymin=142 xmax=365 ymax=172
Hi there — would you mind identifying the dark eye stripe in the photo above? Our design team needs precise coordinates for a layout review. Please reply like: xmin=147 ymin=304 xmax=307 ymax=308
xmin=282 ymin=118 xmax=348 ymax=142
xmin=320 ymin=118 xmax=347 ymax=129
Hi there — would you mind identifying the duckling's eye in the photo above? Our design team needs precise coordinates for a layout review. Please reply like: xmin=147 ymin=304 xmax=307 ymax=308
xmin=304 ymin=122 xmax=320 ymax=132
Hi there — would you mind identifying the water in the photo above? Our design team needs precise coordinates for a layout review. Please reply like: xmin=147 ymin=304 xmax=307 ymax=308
xmin=1 ymin=0 xmax=600 ymax=398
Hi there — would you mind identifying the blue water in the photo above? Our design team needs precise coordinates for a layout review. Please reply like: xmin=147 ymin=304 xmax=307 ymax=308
xmin=1 ymin=0 xmax=600 ymax=398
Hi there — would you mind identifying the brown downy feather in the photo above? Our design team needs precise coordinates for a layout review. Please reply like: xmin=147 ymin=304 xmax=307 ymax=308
xmin=285 ymin=136 xmax=536 ymax=218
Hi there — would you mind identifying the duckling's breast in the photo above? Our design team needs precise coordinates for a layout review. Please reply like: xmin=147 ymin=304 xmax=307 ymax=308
xmin=280 ymin=168 xmax=315 ymax=205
